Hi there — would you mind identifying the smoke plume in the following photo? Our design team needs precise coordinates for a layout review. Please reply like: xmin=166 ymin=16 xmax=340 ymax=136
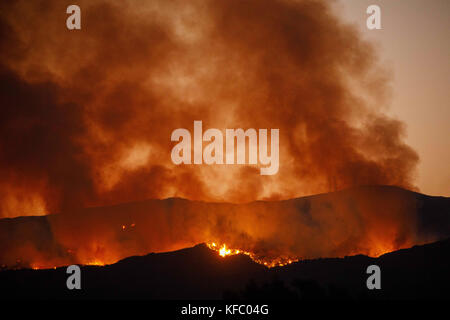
xmin=0 ymin=0 xmax=418 ymax=218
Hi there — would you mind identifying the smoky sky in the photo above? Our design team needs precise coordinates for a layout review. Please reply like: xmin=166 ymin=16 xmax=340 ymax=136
xmin=0 ymin=0 xmax=418 ymax=217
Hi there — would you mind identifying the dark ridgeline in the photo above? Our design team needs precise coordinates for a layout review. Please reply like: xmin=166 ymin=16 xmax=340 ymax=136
xmin=0 ymin=238 xmax=449 ymax=300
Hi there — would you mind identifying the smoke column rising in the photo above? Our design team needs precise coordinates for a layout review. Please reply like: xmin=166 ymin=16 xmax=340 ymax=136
xmin=0 ymin=0 xmax=418 ymax=218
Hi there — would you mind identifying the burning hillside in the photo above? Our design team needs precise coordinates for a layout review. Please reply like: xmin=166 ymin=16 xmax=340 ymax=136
xmin=0 ymin=186 xmax=448 ymax=270
xmin=206 ymin=242 xmax=298 ymax=268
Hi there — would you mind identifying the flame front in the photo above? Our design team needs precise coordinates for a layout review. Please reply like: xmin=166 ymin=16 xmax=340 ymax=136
xmin=86 ymin=259 xmax=106 ymax=266
xmin=207 ymin=242 xmax=298 ymax=268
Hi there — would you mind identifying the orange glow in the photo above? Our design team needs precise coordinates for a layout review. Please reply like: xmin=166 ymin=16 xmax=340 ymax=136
xmin=0 ymin=0 xmax=429 ymax=273
xmin=367 ymin=240 xmax=398 ymax=257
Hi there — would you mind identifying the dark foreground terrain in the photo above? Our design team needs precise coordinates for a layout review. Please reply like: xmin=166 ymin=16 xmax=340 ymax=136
xmin=1 ymin=238 xmax=449 ymax=300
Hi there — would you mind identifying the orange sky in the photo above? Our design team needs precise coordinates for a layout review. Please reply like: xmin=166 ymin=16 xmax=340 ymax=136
xmin=336 ymin=0 xmax=450 ymax=196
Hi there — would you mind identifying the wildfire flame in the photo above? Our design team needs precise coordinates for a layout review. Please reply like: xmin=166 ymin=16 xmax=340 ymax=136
xmin=207 ymin=242 xmax=298 ymax=268
xmin=30 ymin=264 xmax=57 ymax=270
xmin=85 ymin=259 xmax=106 ymax=266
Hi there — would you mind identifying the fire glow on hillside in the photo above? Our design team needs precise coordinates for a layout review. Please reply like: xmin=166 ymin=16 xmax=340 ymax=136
xmin=0 ymin=186 xmax=427 ymax=271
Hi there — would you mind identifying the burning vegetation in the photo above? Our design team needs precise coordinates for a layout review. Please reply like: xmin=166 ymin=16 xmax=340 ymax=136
xmin=207 ymin=242 xmax=298 ymax=268
xmin=1 ymin=186 xmax=440 ymax=271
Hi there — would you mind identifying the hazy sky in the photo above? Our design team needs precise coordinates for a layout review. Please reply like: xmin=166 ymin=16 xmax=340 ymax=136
xmin=336 ymin=0 xmax=449 ymax=196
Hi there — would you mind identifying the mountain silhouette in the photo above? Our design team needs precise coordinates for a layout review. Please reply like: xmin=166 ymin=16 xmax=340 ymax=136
xmin=0 ymin=238 xmax=449 ymax=300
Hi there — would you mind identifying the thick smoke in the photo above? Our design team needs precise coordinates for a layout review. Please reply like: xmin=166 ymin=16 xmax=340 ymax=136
xmin=0 ymin=0 xmax=418 ymax=218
